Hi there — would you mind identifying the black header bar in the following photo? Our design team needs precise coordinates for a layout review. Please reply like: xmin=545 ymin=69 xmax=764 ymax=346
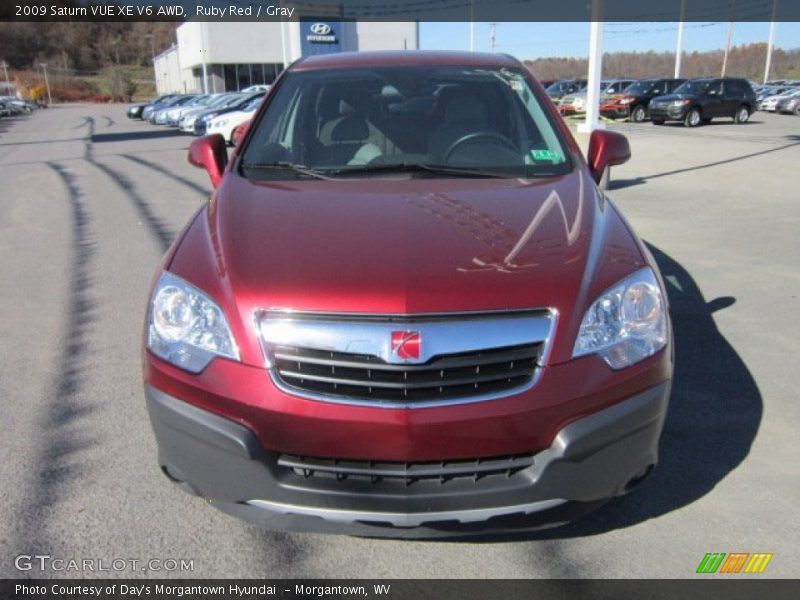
xmin=3 ymin=0 xmax=800 ymax=23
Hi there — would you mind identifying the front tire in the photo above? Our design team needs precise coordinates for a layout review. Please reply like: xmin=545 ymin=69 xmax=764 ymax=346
xmin=734 ymin=105 xmax=750 ymax=124
xmin=631 ymin=104 xmax=647 ymax=123
xmin=685 ymin=108 xmax=702 ymax=127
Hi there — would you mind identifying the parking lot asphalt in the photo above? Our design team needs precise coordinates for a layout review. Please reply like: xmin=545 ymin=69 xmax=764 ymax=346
xmin=0 ymin=105 xmax=798 ymax=578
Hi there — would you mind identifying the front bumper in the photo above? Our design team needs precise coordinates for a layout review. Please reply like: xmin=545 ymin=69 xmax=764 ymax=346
xmin=648 ymin=104 xmax=688 ymax=122
xmin=599 ymin=104 xmax=631 ymax=118
xmin=146 ymin=379 xmax=670 ymax=536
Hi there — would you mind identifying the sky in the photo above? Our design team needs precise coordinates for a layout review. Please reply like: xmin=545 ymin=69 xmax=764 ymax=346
xmin=419 ymin=22 xmax=800 ymax=59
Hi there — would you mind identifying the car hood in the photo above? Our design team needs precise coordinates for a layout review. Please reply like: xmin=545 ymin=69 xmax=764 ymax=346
xmin=210 ymin=109 xmax=253 ymax=126
xmin=169 ymin=167 xmax=648 ymax=366
xmin=651 ymin=93 xmax=697 ymax=103
xmin=180 ymin=106 xmax=214 ymax=119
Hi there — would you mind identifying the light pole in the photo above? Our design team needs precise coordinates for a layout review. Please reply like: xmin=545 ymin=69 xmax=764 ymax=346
xmin=199 ymin=23 xmax=209 ymax=94
xmin=674 ymin=0 xmax=686 ymax=78
xmin=764 ymin=0 xmax=778 ymax=84
xmin=469 ymin=0 xmax=475 ymax=51
xmin=578 ymin=0 xmax=605 ymax=134
xmin=721 ymin=0 xmax=736 ymax=77
xmin=1 ymin=60 xmax=10 ymax=91
xmin=40 ymin=63 xmax=52 ymax=105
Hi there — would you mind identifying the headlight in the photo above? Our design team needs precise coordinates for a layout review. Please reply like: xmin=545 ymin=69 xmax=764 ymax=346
xmin=619 ymin=97 xmax=634 ymax=104
xmin=213 ymin=119 xmax=227 ymax=128
xmin=573 ymin=268 xmax=667 ymax=369
xmin=147 ymin=272 xmax=239 ymax=373
xmin=670 ymin=99 xmax=691 ymax=106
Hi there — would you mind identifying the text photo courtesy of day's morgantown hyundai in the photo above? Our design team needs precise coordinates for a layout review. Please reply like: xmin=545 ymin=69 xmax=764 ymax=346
xmin=0 ymin=0 xmax=798 ymax=597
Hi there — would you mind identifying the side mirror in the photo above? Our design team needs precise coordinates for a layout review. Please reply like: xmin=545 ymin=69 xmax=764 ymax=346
xmin=188 ymin=134 xmax=228 ymax=188
xmin=587 ymin=129 xmax=631 ymax=185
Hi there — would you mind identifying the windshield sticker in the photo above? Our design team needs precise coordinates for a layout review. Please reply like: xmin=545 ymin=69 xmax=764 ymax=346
xmin=530 ymin=149 xmax=559 ymax=162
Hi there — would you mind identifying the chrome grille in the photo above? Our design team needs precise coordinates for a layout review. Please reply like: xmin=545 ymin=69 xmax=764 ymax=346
xmin=278 ymin=453 xmax=535 ymax=487
xmin=272 ymin=343 xmax=542 ymax=404
xmin=257 ymin=309 xmax=555 ymax=407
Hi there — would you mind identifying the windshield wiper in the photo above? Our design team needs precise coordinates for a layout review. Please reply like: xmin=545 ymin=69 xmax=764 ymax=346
xmin=240 ymin=161 xmax=333 ymax=180
xmin=326 ymin=163 xmax=509 ymax=178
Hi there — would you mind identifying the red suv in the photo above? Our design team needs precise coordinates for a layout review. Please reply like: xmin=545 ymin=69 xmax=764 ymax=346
xmin=144 ymin=51 xmax=673 ymax=537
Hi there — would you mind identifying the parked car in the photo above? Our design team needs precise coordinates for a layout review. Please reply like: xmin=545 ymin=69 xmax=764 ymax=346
xmin=128 ymin=95 xmax=176 ymax=120
xmin=242 ymin=84 xmax=271 ymax=93
xmin=776 ymin=91 xmax=800 ymax=115
xmin=206 ymin=96 xmax=263 ymax=144
xmin=152 ymin=95 xmax=198 ymax=124
xmin=600 ymin=78 xmax=686 ymax=122
xmin=648 ymin=77 xmax=756 ymax=127
xmin=144 ymin=51 xmax=672 ymax=537
xmin=142 ymin=95 xmax=189 ymax=122
xmin=545 ymin=79 xmax=586 ymax=102
xmin=0 ymin=97 xmax=31 ymax=116
xmin=755 ymin=86 xmax=790 ymax=107
xmin=192 ymin=92 xmax=263 ymax=135
xmin=178 ymin=93 xmax=241 ymax=133
xmin=165 ymin=95 xmax=213 ymax=126
xmin=559 ymin=79 xmax=635 ymax=115
xmin=759 ymin=88 xmax=800 ymax=112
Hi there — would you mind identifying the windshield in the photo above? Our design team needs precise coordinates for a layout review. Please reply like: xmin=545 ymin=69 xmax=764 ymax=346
xmin=220 ymin=94 xmax=250 ymax=109
xmin=674 ymin=80 xmax=711 ymax=95
xmin=241 ymin=66 xmax=571 ymax=179
xmin=208 ymin=94 xmax=236 ymax=108
xmin=244 ymin=97 xmax=263 ymax=111
xmin=622 ymin=81 xmax=653 ymax=95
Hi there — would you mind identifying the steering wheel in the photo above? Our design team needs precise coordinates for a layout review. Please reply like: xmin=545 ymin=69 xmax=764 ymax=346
xmin=442 ymin=132 xmax=519 ymax=164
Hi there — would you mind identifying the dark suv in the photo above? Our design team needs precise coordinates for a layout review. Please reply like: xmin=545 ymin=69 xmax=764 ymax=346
xmin=600 ymin=78 xmax=686 ymax=122
xmin=648 ymin=78 xmax=756 ymax=127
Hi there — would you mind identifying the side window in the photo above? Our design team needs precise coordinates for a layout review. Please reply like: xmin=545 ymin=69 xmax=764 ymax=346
xmin=650 ymin=82 xmax=664 ymax=95
xmin=707 ymin=81 xmax=723 ymax=96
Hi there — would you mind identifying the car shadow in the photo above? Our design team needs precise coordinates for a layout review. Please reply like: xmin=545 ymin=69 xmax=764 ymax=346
xmin=470 ymin=243 xmax=762 ymax=541
xmin=609 ymin=137 xmax=799 ymax=190
xmin=658 ymin=118 xmax=764 ymax=127
xmin=91 ymin=129 xmax=184 ymax=143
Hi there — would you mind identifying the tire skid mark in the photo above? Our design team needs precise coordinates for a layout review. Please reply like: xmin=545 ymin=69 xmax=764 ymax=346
xmin=13 ymin=162 xmax=101 ymax=551
xmin=81 ymin=115 xmax=173 ymax=252
xmin=121 ymin=153 xmax=211 ymax=197
xmin=89 ymin=159 xmax=174 ymax=252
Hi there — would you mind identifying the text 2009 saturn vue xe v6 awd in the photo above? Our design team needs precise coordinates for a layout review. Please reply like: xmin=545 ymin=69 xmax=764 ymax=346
xmin=143 ymin=51 xmax=672 ymax=538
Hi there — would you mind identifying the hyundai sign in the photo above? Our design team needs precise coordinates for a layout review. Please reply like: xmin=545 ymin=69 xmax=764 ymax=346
xmin=301 ymin=22 xmax=340 ymax=56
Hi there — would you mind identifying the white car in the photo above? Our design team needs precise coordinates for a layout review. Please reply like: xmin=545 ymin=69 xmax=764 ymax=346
xmin=205 ymin=96 xmax=263 ymax=144
xmin=242 ymin=84 xmax=271 ymax=93
xmin=760 ymin=89 xmax=800 ymax=112
xmin=178 ymin=93 xmax=240 ymax=133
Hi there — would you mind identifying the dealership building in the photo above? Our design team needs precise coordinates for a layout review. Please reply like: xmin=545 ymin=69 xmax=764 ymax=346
xmin=153 ymin=21 xmax=419 ymax=95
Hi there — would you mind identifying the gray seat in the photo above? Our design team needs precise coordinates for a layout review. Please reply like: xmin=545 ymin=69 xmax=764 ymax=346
xmin=318 ymin=97 xmax=387 ymax=166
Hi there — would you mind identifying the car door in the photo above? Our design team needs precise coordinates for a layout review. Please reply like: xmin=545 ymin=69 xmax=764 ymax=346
xmin=646 ymin=80 xmax=668 ymax=110
xmin=722 ymin=80 xmax=742 ymax=116
xmin=704 ymin=80 xmax=725 ymax=117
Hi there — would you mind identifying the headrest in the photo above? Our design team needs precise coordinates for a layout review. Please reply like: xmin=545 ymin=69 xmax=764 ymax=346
xmin=444 ymin=96 xmax=489 ymax=123
xmin=330 ymin=116 xmax=369 ymax=142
